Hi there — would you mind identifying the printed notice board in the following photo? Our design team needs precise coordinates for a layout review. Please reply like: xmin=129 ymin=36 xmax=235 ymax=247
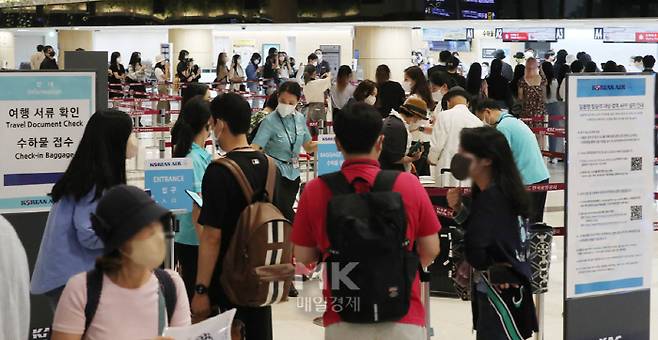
xmin=317 ymin=134 xmax=344 ymax=176
xmin=0 ymin=72 xmax=95 ymax=213
xmin=144 ymin=158 xmax=194 ymax=213
xmin=565 ymin=73 xmax=655 ymax=299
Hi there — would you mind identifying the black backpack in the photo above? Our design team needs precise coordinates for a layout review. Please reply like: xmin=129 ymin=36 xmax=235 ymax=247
xmin=321 ymin=170 xmax=419 ymax=323
xmin=83 ymin=268 xmax=177 ymax=334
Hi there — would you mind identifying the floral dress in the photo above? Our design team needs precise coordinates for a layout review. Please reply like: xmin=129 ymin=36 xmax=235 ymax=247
xmin=520 ymin=75 xmax=546 ymax=127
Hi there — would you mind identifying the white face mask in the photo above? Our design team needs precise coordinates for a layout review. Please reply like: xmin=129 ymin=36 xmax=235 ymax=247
xmin=316 ymin=53 xmax=323 ymax=61
xmin=364 ymin=95 xmax=376 ymax=106
xmin=123 ymin=228 xmax=165 ymax=269
xmin=277 ymin=103 xmax=295 ymax=117
xmin=116 ymin=57 xmax=122 ymax=64
xmin=310 ymin=61 xmax=318 ymax=67
xmin=432 ymin=90 xmax=443 ymax=103
xmin=402 ymin=80 xmax=413 ymax=93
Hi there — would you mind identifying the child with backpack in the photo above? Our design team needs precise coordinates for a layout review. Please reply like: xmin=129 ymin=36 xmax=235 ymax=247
xmin=51 ymin=185 xmax=190 ymax=340
xmin=292 ymin=103 xmax=441 ymax=340
xmin=192 ymin=93 xmax=291 ymax=340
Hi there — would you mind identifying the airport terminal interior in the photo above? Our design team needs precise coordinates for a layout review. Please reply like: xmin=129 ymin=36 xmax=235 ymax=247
xmin=1 ymin=1 xmax=658 ymax=340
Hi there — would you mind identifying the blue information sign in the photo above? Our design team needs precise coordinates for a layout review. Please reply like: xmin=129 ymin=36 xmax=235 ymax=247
xmin=317 ymin=134 xmax=344 ymax=176
xmin=144 ymin=158 xmax=194 ymax=213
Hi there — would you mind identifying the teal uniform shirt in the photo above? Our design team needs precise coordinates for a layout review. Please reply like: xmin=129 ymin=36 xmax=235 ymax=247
xmin=174 ymin=143 xmax=212 ymax=245
xmin=252 ymin=109 xmax=311 ymax=180
xmin=496 ymin=112 xmax=550 ymax=185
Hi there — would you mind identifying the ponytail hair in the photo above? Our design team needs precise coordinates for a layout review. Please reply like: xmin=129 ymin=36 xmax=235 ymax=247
xmin=172 ymin=95 xmax=212 ymax=158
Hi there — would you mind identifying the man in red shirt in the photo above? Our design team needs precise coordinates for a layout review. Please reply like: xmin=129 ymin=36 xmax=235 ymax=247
xmin=292 ymin=103 xmax=441 ymax=340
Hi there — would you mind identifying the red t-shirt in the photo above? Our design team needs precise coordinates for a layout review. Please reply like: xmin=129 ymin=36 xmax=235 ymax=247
xmin=292 ymin=158 xmax=441 ymax=327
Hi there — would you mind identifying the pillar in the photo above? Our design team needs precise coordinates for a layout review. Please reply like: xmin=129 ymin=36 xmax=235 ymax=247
xmin=168 ymin=28 xmax=213 ymax=69
xmin=0 ymin=31 xmax=15 ymax=69
xmin=57 ymin=30 xmax=93 ymax=68
xmin=353 ymin=26 xmax=412 ymax=83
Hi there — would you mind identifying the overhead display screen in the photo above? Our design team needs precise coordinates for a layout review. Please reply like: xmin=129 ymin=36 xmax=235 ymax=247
xmin=597 ymin=27 xmax=658 ymax=43
xmin=502 ymin=27 xmax=561 ymax=42
xmin=425 ymin=0 xmax=457 ymax=18
xmin=0 ymin=0 xmax=97 ymax=8
xmin=426 ymin=0 xmax=496 ymax=19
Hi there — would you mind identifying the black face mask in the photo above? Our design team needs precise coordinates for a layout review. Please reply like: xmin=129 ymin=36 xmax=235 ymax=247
xmin=449 ymin=153 xmax=472 ymax=181
xmin=49 ymin=51 xmax=56 ymax=58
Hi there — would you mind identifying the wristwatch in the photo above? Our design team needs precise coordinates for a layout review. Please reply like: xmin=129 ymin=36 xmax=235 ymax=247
xmin=195 ymin=284 xmax=208 ymax=295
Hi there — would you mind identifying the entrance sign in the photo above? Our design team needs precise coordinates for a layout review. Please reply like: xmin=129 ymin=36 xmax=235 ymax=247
xmin=144 ymin=158 xmax=194 ymax=213
xmin=565 ymin=73 xmax=654 ymax=339
xmin=317 ymin=134 xmax=344 ymax=176
xmin=0 ymin=72 xmax=95 ymax=213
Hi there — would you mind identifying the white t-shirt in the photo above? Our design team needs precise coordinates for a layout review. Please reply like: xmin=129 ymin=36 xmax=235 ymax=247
xmin=303 ymin=77 xmax=332 ymax=103
xmin=53 ymin=269 xmax=191 ymax=340
xmin=330 ymin=83 xmax=355 ymax=110
xmin=154 ymin=68 xmax=167 ymax=82
xmin=0 ymin=216 xmax=30 ymax=340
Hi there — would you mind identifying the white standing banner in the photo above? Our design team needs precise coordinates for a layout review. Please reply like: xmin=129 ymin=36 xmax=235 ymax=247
xmin=566 ymin=73 xmax=654 ymax=299
xmin=0 ymin=72 xmax=95 ymax=213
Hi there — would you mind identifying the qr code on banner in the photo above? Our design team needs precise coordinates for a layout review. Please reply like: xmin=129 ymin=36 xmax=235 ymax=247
xmin=631 ymin=205 xmax=643 ymax=221
xmin=631 ymin=157 xmax=642 ymax=171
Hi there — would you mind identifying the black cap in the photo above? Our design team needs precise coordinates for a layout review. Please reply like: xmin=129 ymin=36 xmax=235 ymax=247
xmin=513 ymin=52 xmax=525 ymax=59
xmin=494 ymin=49 xmax=505 ymax=59
xmin=92 ymin=185 xmax=171 ymax=254
xmin=443 ymin=86 xmax=470 ymax=102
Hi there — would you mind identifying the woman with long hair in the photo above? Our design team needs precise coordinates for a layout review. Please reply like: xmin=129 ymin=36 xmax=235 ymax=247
xmin=31 ymin=109 xmax=137 ymax=310
xmin=518 ymin=58 xmax=546 ymax=138
xmin=108 ymin=52 xmax=125 ymax=99
xmin=447 ymin=127 xmax=537 ymax=340
xmin=245 ymin=52 xmax=262 ymax=93
xmin=466 ymin=62 xmax=488 ymax=99
xmin=215 ymin=52 xmax=229 ymax=90
xmin=171 ymin=96 xmax=213 ymax=300
xmin=404 ymin=66 xmax=434 ymax=110
xmin=228 ymin=54 xmax=246 ymax=92
xmin=330 ymin=65 xmax=355 ymax=110
xmin=403 ymin=65 xmax=433 ymax=176
xmin=486 ymin=59 xmax=513 ymax=109
xmin=51 ymin=185 xmax=190 ymax=340
xmin=277 ymin=51 xmax=293 ymax=79
xmin=542 ymin=61 xmax=561 ymax=159
xmin=509 ymin=64 xmax=526 ymax=103
xmin=127 ymin=52 xmax=147 ymax=99
xmin=154 ymin=55 xmax=171 ymax=112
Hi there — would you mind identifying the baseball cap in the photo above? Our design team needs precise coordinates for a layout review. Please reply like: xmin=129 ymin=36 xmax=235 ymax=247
xmin=91 ymin=185 xmax=171 ymax=254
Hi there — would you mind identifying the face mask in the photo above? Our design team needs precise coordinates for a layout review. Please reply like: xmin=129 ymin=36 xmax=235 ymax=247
xmin=254 ymin=59 xmax=260 ymax=65
xmin=277 ymin=103 xmax=295 ymax=117
xmin=316 ymin=54 xmax=323 ymax=61
xmin=123 ymin=228 xmax=165 ymax=269
xmin=450 ymin=153 xmax=472 ymax=181
xmin=432 ymin=90 xmax=443 ymax=103
xmin=364 ymin=95 xmax=376 ymax=105
xmin=116 ymin=57 xmax=122 ymax=64
xmin=408 ymin=121 xmax=421 ymax=131
xmin=49 ymin=51 xmax=56 ymax=58
xmin=402 ymin=80 xmax=412 ymax=93
xmin=311 ymin=61 xmax=318 ymax=67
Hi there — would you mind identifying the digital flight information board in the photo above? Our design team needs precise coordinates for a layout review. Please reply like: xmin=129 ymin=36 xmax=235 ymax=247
xmin=426 ymin=0 xmax=496 ymax=19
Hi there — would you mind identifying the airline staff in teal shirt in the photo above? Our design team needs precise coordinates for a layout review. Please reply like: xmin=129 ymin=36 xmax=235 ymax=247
xmin=472 ymin=98 xmax=550 ymax=223
xmin=252 ymin=81 xmax=317 ymax=221
xmin=171 ymin=95 xmax=213 ymax=299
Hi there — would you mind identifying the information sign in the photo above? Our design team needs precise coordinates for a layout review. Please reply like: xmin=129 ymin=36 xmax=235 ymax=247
xmin=144 ymin=158 xmax=194 ymax=213
xmin=0 ymin=72 xmax=95 ymax=213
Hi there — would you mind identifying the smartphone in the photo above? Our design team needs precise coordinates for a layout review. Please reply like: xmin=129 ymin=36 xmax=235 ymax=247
xmin=407 ymin=142 xmax=422 ymax=156
xmin=185 ymin=190 xmax=203 ymax=208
